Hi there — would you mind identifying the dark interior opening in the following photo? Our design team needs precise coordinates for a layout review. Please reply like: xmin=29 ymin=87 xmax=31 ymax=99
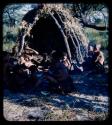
xmin=29 ymin=16 xmax=67 ymax=55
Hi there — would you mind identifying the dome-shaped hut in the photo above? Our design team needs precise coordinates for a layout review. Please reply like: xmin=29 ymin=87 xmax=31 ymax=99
xmin=16 ymin=4 xmax=89 ymax=64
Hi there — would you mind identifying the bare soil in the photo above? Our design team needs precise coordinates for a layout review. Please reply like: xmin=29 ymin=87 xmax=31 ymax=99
xmin=3 ymin=72 xmax=109 ymax=121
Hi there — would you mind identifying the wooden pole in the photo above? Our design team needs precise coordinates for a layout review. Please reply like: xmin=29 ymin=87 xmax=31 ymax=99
xmin=49 ymin=12 xmax=72 ymax=62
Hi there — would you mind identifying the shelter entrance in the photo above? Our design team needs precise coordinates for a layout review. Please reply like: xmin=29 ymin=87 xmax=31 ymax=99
xmin=29 ymin=16 xmax=67 ymax=55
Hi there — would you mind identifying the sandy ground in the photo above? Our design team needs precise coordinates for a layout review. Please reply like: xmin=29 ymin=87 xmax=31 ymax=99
xmin=3 ymin=72 xmax=109 ymax=121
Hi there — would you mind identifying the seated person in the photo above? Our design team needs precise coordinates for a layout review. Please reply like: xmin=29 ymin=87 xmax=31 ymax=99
xmin=27 ymin=65 xmax=41 ymax=89
xmin=3 ymin=51 xmax=19 ymax=88
xmin=60 ymin=52 xmax=83 ymax=74
xmin=61 ymin=52 xmax=71 ymax=70
xmin=88 ymin=45 xmax=94 ymax=58
xmin=92 ymin=44 xmax=105 ymax=72
xmin=82 ymin=45 xmax=94 ymax=71
xmin=19 ymin=54 xmax=35 ymax=68
xmin=24 ymin=64 xmax=50 ymax=93
xmin=6 ymin=64 xmax=29 ymax=92
xmin=45 ymin=51 xmax=74 ymax=94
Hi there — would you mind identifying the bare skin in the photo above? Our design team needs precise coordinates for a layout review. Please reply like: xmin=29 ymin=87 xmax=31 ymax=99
xmin=94 ymin=48 xmax=104 ymax=65
xmin=62 ymin=56 xmax=71 ymax=70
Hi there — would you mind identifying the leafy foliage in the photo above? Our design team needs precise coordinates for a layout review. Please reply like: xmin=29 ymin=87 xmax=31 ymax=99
xmin=84 ymin=27 xmax=108 ymax=49
xmin=64 ymin=3 xmax=108 ymax=30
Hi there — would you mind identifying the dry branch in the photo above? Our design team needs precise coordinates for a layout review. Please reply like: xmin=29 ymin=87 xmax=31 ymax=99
xmin=49 ymin=12 xmax=72 ymax=62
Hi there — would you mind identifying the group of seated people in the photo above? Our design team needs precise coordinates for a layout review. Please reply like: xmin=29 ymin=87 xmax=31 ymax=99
xmin=82 ymin=43 xmax=105 ymax=73
xmin=3 ymin=43 xmax=105 ymax=94
xmin=55 ymin=43 xmax=105 ymax=75
xmin=3 ymin=50 xmax=75 ymax=94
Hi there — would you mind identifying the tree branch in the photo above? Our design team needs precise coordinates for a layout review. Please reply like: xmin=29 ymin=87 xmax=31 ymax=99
xmin=82 ymin=21 xmax=108 ymax=30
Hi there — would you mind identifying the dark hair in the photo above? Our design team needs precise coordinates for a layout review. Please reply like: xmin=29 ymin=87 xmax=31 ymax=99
xmin=62 ymin=52 xmax=67 ymax=57
xmin=52 ymin=51 xmax=63 ymax=61
xmin=94 ymin=44 xmax=101 ymax=50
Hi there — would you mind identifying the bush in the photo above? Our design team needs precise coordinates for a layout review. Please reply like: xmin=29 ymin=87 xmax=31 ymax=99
xmin=84 ymin=28 xmax=108 ymax=49
xmin=3 ymin=41 xmax=16 ymax=52
xmin=3 ymin=24 xmax=18 ymax=52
